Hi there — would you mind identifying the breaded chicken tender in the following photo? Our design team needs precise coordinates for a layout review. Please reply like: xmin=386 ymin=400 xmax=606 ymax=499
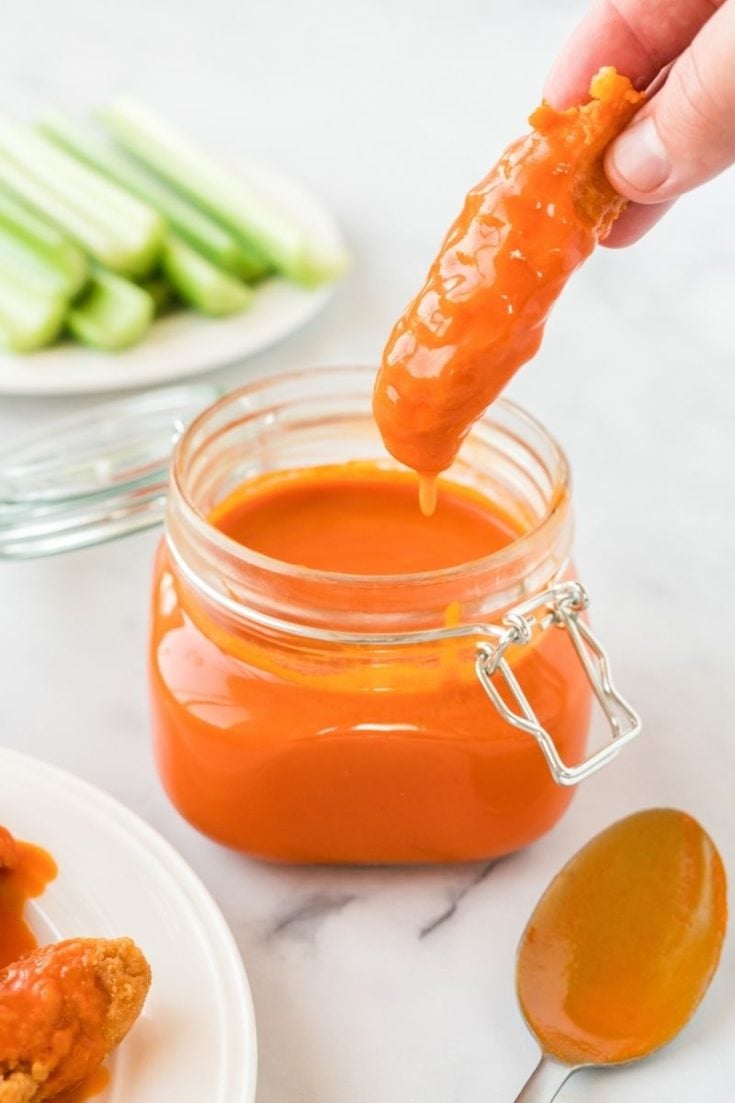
xmin=0 ymin=937 xmax=151 ymax=1102
xmin=374 ymin=67 xmax=645 ymax=477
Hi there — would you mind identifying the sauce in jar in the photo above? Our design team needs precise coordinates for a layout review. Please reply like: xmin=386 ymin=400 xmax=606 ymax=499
xmin=150 ymin=396 xmax=592 ymax=865
xmin=210 ymin=462 xmax=519 ymax=573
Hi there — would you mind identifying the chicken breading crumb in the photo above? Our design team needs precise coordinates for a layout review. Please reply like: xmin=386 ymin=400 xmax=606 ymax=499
xmin=0 ymin=1071 xmax=37 ymax=1103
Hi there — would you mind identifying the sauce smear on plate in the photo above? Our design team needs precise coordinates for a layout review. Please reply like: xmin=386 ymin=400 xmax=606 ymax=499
xmin=0 ymin=825 xmax=57 ymax=969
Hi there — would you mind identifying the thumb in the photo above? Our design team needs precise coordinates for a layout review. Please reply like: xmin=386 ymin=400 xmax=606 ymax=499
xmin=605 ymin=0 xmax=735 ymax=204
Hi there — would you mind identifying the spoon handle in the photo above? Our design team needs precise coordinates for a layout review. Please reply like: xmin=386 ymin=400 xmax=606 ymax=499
xmin=513 ymin=1055 xmax=575 ymax=1102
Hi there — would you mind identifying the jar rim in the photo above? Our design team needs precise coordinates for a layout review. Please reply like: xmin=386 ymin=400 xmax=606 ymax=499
xmin=170 ymin=365 xmax=572 ymax=589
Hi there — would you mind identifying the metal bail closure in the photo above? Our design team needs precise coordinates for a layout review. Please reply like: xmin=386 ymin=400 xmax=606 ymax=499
xmin=475 ymin=580 xmax=641 ymax=787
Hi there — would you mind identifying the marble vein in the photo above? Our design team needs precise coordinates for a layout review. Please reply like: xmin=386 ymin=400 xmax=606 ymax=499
xmin=418 ymin=861 xmax=498 ymax=939
xmin=267 ymin=893 xmax=358 ymax=941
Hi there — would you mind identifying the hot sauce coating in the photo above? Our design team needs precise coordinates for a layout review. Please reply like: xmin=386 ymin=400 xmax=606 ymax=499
xmin=55 ymin=1066 xmax=110 ymax=1103
xmin=373 ymin=68 xmax=644 ymax=476
xmin=516 ymin=809 xmax=728 ymax=1066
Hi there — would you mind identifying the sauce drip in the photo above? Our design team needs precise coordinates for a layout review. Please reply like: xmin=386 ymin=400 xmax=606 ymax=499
xmin=211 ymin=461 xmax=519 ymax=573
xmin=417 ymin=474 xmax=438 ymax=518
xmin=516 ymin=809 xmax=728 ymax=1066
xmin=373 ymin=68 xmax=644 ymax=477
xmin=0 ymin=832 xmax=57 ymax=969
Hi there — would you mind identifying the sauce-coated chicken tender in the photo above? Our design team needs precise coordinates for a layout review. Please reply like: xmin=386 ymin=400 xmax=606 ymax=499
xmin=0 ymin=938 xmax=151 ymax=1102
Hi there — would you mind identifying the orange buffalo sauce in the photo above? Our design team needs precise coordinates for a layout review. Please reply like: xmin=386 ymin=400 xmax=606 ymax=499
xmin=210 ymin=462 xmax=518 ymax=573
xmin=517 ymin=809 xmax=728 ymax=1066
xmin=57 ymin=1065 xmax=111 ymax=1103
xmin=0 ymin=829 xmax=57 ymax=969
xmin=373 ymin=68 xmax=644 ymax=481
xmin=150 ymin=462 xmax=591 ymax=864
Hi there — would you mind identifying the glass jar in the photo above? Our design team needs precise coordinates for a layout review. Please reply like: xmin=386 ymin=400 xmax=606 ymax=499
xmin=149 ymin=366 xmax=640 ymax=864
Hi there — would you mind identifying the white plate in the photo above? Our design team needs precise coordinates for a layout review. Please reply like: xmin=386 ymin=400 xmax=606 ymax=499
xmin=0 ymin=163 xmax=343 ymax=396
xmin=0 ymin=748 xmax=257 ymax=1103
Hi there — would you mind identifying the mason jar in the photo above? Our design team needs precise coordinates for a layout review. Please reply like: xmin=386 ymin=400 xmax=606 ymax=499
xmin=147 ymin=366 xmax=640 ymax=864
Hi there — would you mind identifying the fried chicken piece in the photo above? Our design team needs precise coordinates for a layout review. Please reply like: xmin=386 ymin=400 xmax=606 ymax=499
xmin=0 ymin=938 xmax=151 ymax=1102
xmin=0 ymin=828 xmax=18 ymax=873
xmin=374 ymin=67 xmax=645 ymax=476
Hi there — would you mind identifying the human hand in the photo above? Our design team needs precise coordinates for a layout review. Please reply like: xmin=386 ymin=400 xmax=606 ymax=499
xmin=545 ymin=0 xmax=735 ymax=246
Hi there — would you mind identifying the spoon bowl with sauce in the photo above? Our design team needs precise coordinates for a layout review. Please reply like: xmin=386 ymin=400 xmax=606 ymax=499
xmin=513 ymin=808 xmax=728 ymax=1101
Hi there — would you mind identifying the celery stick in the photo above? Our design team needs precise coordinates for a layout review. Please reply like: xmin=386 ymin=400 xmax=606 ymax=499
xmin=139 ymin=274 xmax=174 ymax=316
xmin=0 ymin=234 xmax=68 ymax=298
xmin=38 ymin=112 xmax=269 ymax=281
xmin=0 ymin=226 xmax=79 ymax=299
xmin=0 ymin=116 xmax=163 ymax=278
xmin=0 ymin=189 xmax=87 ymax=296
xmin=0 ymin=267 xmax=66 ymax=351
xmin=66 ymin=270 xmax=154 ymax=350
xmin=161 ymin=236 xmax=253 ymax=317
xmin=0 ymin=158 xmax=119 ymax=273
xmin=101 ymin=97 xmax=346 ymax=286
xmin=0 ymin=113 xmax=161 ymax=238
xmin=229 ymin=234 xmax=272 ymax=284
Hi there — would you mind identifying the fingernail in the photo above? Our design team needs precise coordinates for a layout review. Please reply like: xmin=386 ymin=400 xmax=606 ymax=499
xmin=610 ymin=117 xmax=671 ymax=193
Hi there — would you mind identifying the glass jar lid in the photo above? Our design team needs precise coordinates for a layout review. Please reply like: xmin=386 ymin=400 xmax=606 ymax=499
xmin=0 ymin=383 xmax=222 ymax=559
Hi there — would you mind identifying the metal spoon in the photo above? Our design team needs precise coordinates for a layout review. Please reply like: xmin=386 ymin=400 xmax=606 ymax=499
xmin=513 ymin=808 xmax=727 ymax=1101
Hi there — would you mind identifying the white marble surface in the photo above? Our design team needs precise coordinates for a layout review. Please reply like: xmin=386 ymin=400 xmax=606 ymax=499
xmin=1 ymin=1 xmax=734 ymax=1100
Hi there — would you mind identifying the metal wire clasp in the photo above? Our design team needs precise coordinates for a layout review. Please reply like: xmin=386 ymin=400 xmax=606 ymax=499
xmin=475 ymin=581 xmax=641 ymax=786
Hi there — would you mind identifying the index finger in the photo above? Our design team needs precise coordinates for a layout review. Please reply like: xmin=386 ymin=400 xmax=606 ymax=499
xmin=544 ymin=0 xmax=725 ymax=107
